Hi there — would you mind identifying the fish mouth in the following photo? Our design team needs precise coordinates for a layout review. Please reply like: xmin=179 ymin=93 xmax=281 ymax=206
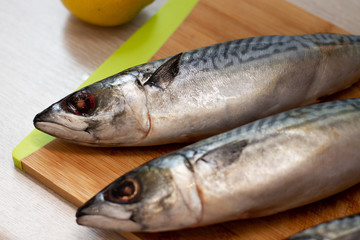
xmin=76 ymin=195 xmax=142 ymax=231
xmin=76 ymin=215 xmax=142 ymax=231
xmin=34 ymin=120 xmax=95 ymax=143
xmin=33 ymin=105 xmax=95 ymax=143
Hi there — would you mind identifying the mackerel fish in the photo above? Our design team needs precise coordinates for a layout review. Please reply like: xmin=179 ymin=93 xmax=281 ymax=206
xmin=34 ymin=34 xmax=360 ymax=146
xmin=76 ymin=98 xmax=360 ymax=232
xmin=288 ymin=214 xmax=360 ymax=240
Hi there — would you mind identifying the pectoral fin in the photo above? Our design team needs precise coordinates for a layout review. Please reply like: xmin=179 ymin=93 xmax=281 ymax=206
xmin=144 ymin=53 xmax=182 ymax=90
xmin=199 ymin=140 xmax=249 ymax=168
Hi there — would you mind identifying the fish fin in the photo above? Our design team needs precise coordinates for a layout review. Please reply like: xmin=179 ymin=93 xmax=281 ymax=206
xmin=199 ymin=140 xmax=248 ymax=167
xmin=144 ymin=53 xmax=182 ymax=90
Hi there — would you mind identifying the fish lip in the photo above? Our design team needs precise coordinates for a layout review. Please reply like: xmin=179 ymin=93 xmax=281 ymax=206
xmin=76 ymin=215 xmax=142 ymax=232
xmin=34 ymin=120 xmax=87 ymax=133
xmin=76 ymin=212 xmax=131 ymax=223
xmin=34 ymin=120 xmax=147 ymax=147
xmin=34 ymin=120 xmax=94 ymax=143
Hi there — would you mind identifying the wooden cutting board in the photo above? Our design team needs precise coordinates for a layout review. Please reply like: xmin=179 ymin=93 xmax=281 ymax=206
xmin=18 ymin=0 xmax=360 ymax=239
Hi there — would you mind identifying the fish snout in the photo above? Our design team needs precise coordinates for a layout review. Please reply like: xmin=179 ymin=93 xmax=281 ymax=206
xmin=76 ymin=195 xmax=98 ymax=219
xmin=33 ymin=102 xmax=63 ymax=128
xmin=76 ymin=193 xmax=143 ymax=231
xmin=33 ymin=106 xmax=59 ymax=134
xmin=33 ymin=107 xmax=52 ymax=126
xmin=33 ymin=113 xmax=43 ymax=124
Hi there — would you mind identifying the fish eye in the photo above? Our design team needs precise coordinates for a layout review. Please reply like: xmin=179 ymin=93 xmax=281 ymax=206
xmin=66 ymin=91 xmax=95 ymax=116
xmin=107 ymin=178 xmax=141 ymax=203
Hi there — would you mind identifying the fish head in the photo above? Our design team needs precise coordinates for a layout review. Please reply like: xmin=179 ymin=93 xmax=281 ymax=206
xmin=76 ymin=154 xmax=202 ymax=232
xmin=33 ymin=74 xmax=150 ymax=146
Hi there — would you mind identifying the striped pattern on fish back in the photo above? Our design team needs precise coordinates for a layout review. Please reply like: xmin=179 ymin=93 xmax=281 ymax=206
xmin=287 ymin=213 xmax=360 ymax=239
xmin=180 ymin=34 xmax=360 ymax=70
xmin=185 ymin=98 xmax=360 ymax=158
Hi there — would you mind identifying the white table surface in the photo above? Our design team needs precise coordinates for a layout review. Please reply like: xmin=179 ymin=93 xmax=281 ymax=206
xmin=1 ymin=0 xmax=359 ymax=239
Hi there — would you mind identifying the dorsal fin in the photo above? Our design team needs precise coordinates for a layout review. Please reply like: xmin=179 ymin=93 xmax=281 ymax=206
xmin=144 ymin=53 xmax=182 ymax=90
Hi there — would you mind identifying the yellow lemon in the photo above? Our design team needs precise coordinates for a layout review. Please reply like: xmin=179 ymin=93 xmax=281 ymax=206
xmin=61 ymin=0 xmax=154 ymax=27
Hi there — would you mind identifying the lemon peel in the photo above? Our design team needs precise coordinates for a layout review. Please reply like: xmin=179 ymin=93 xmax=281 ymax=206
xmin=61 ymin=0 xmax=154 ymax=27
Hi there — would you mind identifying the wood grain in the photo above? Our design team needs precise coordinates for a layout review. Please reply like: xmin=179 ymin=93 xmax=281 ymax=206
xmin=22 ymin=0 xmax=360 ymax=239
xmin=23 ymin=140 xmax=185 ymax=207
xmin=287 ymin=0 xmax=360 ymax=35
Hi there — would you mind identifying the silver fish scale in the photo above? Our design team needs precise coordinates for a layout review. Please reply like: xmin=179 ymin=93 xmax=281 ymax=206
xmin=288 ymin=214 xmax=360 ymax=239
xmin=180 ymin=34 xmax=360 ymax=71
xmin=179 ymin=98 xmax=360 ymax=161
